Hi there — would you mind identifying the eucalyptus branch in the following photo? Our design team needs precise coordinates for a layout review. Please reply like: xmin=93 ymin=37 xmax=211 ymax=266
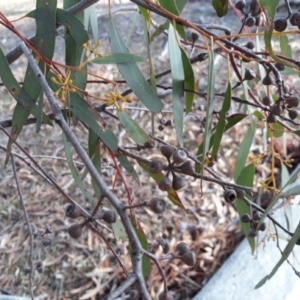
xmin=20 ymin=41 xmax=151 ymax=300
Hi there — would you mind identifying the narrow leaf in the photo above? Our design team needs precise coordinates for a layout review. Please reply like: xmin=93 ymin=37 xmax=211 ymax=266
xmin=255 ymin=220 xmax=300 ymax=289
xmin=63 ymin=133 xmax=98 ymax=203
xmin=212 ymin=0 xmax=229 ymax=17
xmin=92 ymin=53 xmax=146 ymax=64
xmin=88 ymin=128 xmax=101 ymax=199
xmin=129 ymin=222 xmax=151 ymax=277
xmin=212 ymin=82 xmax=231 ymax=156
xmin=169 ymin=23 xmax=184 ymax=146
xmin=234 ymin=123 xmax=256 ymax=182
xmin=201 ymin=48 xmax=215 ymax=169
xmin=108 ymin=17 xmax=163 ymax=113
xmin=181 ymin=48 xmax=195 ymax=114
xmin=117 ymin=110 xmax=152 ymax=146
xmin=117 ymin=155 xmax=140 ymax=184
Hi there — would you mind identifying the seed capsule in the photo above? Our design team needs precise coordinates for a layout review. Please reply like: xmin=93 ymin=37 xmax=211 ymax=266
xmin=250 ymin=0 xmax=260 ymax=16
xmin=172 ymin=175 xmax=186 ymax=191
xmin=172 ymin=148 xmax=187 ymax=164
xmin=68 ymin=223 xmax=83 ymax=239
xmin=262 ymin=74 xmax=273 ymax=86
xmin=150 ymin=159 xmax=163 ymax=174
xmin=158 ymin=177 xmax=172 ymax=191
xmin=102 ymin=210 xmax=116 ymax=223
xmin=244 ymin=68 xmax=256 ymax=81
xmin=245 ymin=16 xmax=256 ymax=27
xmin=289 ymin=12 xmax=300 ymax=26
xmin=241 ymin=213 xmax=251 ymax=223
xmin=266 ymin=113 xmax=277 ymax=123
xmin=223 ymin=189 xmax=237 ymax=203
xmin=149 ymin=197 xmax=166 ymax=214
xmin=248 ymin=228 xmax=257 ymax=238
xmin=235 ymin=0 xmax=246 ymax=12
xmin=270 ymin=104 xmax=283 ymax=116
xmin=181 ymin=250 xmax=196 ymax=267
xmin=285 ymin=95 xmax=300 ymax=108
xmin=275 ymin=62 xmax=285 ymax=71
xmin=175 ymin=241 xmax=190 ymax=256
xmin=288 ymin=109 xmax=298 ymax=120
xmin=245 ymin=41 xmax=255 ymax=50
xmin=65 ymin=203 xmax=82 ymax=219
xmin=262 ymin=96 xmax=271 ymax=106
xmin=274 ymin=18 xmax=288 ymax=32
xmin=179 ymin=160 xmax=194 ymax=176
xmin=160 ymin=145 xmax=175 ymax=160
xmin=258 ymin=222 xmax=267 ymax=231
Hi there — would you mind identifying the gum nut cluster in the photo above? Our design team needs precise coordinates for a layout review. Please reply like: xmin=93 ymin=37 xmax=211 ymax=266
xmin=153 ymin=145 xmax=195 ymax=192
xmin=240 ymin=210 xmax=266 ymax=238
xmin=236 ymin=0 xmax=261 ymax=28
xmin=263 ymin=94 xmax=299 ymax=123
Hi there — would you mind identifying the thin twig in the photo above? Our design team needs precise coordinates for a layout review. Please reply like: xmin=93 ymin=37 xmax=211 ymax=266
xmin=103 ymin=274 xmax=137 ymax=300
xmin=11 ymin=154 xmax=34 ymax=300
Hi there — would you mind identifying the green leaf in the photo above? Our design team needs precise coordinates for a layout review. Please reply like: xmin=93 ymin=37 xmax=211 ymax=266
xmin=63 ymin=133 xmax=98 ymax=203
xmin=117 ymin=155 xmax=140 ymax=184
xmin=84 ymin=3 xmax=99 ymax=43
xmin=117 ymin=110 xmax=152 ymax=146
xmin=234 ymin=122 xmax=256 ymax=182
xmin=281 ymin=163 xmax=292 ymax=231
xmin=200 ymin=49 xmax=216 ymax=169
xmin=112 ymin=213 xmax=127 ymax=241
xmin=253 ymin=110 xmax=265 ymax=120
xmin=92 ymin=53 xmax=146 ymax=64
xmin=5 ymin=0 xmax=57 ymax=163
xmin=158 ymin=0 xmax=187 ymax=38
xmin=181 ymin=48 xmax=195 ymax=114
xmin=64 ymin=0 xmax=84 ymax=22
xmin=212 ymin=82 xmax=231 ymax=156
xmin=169 ymin=23 xmax=184 ymax=146
xmin=88 ymin=128 xmax=101 ymax=199
xmin=267 ymin=122 xmax=284 ymax=138
xmin=0 ymin=48 xmax=52 ymax=125
xmin=57 ymin=8 xmax=88 ymax=90
xmin=212 ymin=0 xmax=229 ymax=17
xmin=138 ymin=161 xmax=185 ymax=209
xmin=236 ymin=163 xmax=255 ymax=253
xmin=255 ymin=220 xmax=300 ymax=289
xmin=279 ymin=34 xmax=292 ymax=58
xmin=108 ymin=16 xmax=163 ymax=113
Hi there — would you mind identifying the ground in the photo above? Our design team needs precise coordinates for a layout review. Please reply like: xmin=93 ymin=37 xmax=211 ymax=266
xmin=1 ymin=1 xmax=298 ymax=300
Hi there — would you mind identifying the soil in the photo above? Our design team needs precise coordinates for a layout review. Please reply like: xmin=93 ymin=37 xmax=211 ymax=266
xmin=1 ymin=1 xmax=299 ymax=300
